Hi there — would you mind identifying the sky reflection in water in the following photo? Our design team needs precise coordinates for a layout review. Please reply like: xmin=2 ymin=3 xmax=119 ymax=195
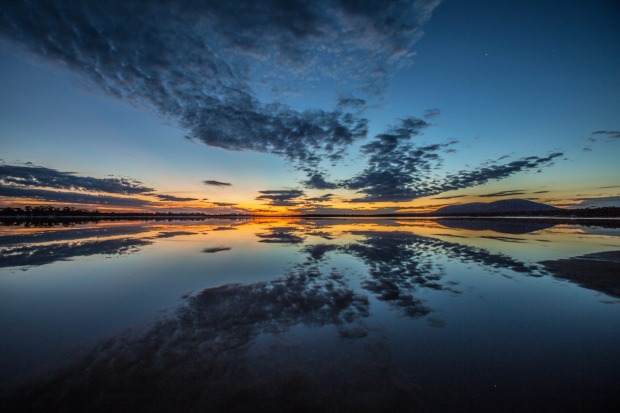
xmin=0 ymin=218 xmax=619 ymax=411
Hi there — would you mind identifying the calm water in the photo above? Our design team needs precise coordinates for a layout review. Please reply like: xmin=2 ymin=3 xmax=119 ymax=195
xmin=0 ymin=218 xmax=619 ymax=411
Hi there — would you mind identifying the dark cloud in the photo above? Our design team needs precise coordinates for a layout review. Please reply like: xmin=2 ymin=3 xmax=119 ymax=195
xmin=432 ymin=194 xmax=466 ymax=200
xmin=0 ymin=185 xmax=150 ymax=207
xmin=0 ymin=164 xmax=152 ymax=194
xmin=436 ymin=153 xmax=563 ymax=195
xmin=423 ymin=108 xmax=441 ymax=119
xmin=477 ymin=189 xmax=526 ymax=198
xmin=0 ymin=164 xmax=210 ymax=207
xmin=153 ymin=194 xmax=199 ymax=202
xmin=591 ymin=130 xmax=620 ymax=141
xmin=203 ymin=180 xmax=232 ymax=187
xmin=342 ymin=115 xmax=562 ymax=202
xmin=302 ymin=173 xmax=338 ymax=190
xmin=343 ymin=117 xmax=458 ymax=202
xmin=337 ymin=96 xmax=366 ymax=110
xmin=306 ymin=194 xmax=334 ymax=203
xmin=256 ymin=189 xmax=305 ymax=206
xmin=570 ymin=196 xmax=620 ymax=208
xmin=0 ymin=0 xmax=440 ymax=171
xmin=211 ymin=202 xmax=237 ymax=207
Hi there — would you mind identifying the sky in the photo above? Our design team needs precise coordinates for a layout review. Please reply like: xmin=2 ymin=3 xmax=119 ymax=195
xmin=0 ymin=0 xmax=619 ymax=214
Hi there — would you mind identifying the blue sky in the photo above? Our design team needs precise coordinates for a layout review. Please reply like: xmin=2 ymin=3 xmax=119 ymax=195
xmin=1 ymin=0 xmax=618 ymax=213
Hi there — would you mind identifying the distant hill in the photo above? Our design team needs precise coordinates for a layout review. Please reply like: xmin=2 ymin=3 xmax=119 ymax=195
xmin=434 ymin=199 xmax=559 ymax=215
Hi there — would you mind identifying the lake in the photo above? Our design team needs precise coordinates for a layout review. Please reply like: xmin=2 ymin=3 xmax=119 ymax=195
xmin=1 ymin=218 xmax=619 ymax=412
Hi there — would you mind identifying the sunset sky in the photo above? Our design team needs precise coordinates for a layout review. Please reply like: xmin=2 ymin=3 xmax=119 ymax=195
xmin=1 ymin=0 xmax=618 ymax=214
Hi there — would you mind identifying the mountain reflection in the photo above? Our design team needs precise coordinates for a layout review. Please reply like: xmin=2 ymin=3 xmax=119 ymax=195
xmin=436 ymin=219 xmax=556 ymax=234
xmin=2 ymin=266 xmax=381 ymax=412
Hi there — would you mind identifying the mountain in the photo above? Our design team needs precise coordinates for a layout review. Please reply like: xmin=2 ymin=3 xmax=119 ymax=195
xmin=434 ymin=199 xmax=559 ymax=215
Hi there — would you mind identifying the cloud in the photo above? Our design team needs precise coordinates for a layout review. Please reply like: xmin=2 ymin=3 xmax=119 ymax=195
xmin=0 ymin=163 xmax=211 ymax=208
xmin=211 ymin=202 xmax=237 ymax=207
xmin=436 ymin=153 xmax=563 ymax=196
xmin=591 ymin=130 xmax=620 ymax=141
xmin=423 ymin=108 xmax=441 ymax=119
xmin=337 ymin=96 xmax=366 ymax=110
xmin=432 ymin=194 xmax=466 ymax=200
xmin=0 ymin=185 xmax=150 ymax=207
xmin=0 ymin=0 xmax=440 ymax=171
xmin=203 ymin=180 xmax=232 ymax=187
xmin=256 ymin=189 xmax=305 ymax=206
xmin=339 ymin=116 xmax=563 ymax=202
xmin=571 ymin=196 xmax=620 ymax=208
xmin=477 ymin=189 xmax=526 ymax=198
xmin=343 ymin=117 xmax=458 ymax=202
xmin=306 ymin=194 xmax=334 ymax=203
xmin=153 ymin=194 xmax=199 ymax=202
xmin=302 ymin=173 xmax=338 ymax=190
xmin=0 ymin=164 xmax=152 ymax=194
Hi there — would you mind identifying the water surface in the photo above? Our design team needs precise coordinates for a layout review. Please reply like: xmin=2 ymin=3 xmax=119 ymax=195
xmin=1 ymin=218 xmax=619 ymax=411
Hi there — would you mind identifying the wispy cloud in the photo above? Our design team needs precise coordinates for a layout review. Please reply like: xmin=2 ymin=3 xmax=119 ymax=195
xmin=0 ymin=163 xmax=205 ymax=208
xmin=306 ymin=194 xmax=334 ymax=203
xmin=591 ymin=130 xmax=620 ymax=141
xmin=477 ymin=189 xmax=526 ymax=198
xmin=423 ymin=108 xmax=441 ymax=119
xmin=570 ymin=196 xmax=620 ymax=208
xmin=0 ymin=186 xmax=150 ymax=207
xmin=436 ymin=153 xmax=563 ymax=196
xmin=203 ymin=180 xmax=232 ymax=187
xmin=343 ymin=117 xmax=457 ymax=202
xmin=0 ymin=0 xmax=441 ymax=173
xmin=432 ymin=194 xmax=466 ymax=200
xmin=211 ymin=202 xmax=237 ymax=207
xmin=152 ymin=194 xmax=199 ymax=202
xmin=337 ymin=117 xmax=563 ymax=202
xmin=256 ymin=189 xmax=305 ymax=207
xmin=0 ymin=164 xmax=152 ymax=194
